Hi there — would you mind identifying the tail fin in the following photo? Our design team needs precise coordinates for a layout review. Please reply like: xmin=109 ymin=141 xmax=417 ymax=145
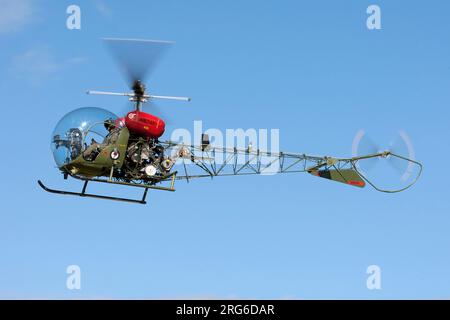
xmin=308 ymin=168 xmax=365 ymax=188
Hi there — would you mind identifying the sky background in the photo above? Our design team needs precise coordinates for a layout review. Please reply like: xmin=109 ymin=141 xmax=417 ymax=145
xmin=0 ymin=0 xmax=449 ymax=299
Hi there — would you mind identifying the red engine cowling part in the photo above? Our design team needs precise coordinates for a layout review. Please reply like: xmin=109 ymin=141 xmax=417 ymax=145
xmin=124 ymin=111 xmax=165 ymax=139
xmin=115 ymin=117 xmax=126 ymax=128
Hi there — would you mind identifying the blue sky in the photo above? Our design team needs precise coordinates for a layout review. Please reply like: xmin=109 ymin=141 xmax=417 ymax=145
xmin=0 ymin=0 xmax=449 ymax=299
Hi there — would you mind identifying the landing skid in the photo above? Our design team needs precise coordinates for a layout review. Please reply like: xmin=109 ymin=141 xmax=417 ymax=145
xmin=38 ymin=173 xmax=177 ymax=205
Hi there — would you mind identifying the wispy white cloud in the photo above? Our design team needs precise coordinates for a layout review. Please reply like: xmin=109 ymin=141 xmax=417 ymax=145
xmin=11 ymin=47 xmax=87 ymax=86
xmin=12 ymin=47 xmax=59 ymax=83
xmin=93 ymin=0 xmax=112 ymax=17
xmin=0 ymin=0 xmax=34 ymax=34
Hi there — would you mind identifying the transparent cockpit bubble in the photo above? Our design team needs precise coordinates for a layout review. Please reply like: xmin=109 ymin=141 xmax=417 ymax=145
xmin=51 ymin=107 xmax=118 ymax=167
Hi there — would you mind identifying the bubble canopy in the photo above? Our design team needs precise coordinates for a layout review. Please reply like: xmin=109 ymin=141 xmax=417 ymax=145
xmin=51 ymin=107 xmax=118 ymax=167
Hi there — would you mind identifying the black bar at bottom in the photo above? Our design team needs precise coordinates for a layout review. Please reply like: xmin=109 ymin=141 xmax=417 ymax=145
xmin=0 ymin=299 xmax=443 ymax=318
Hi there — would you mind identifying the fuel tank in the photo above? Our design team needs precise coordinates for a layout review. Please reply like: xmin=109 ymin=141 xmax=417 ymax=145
xmin=124 ymin=111 xmax=165 ymax=139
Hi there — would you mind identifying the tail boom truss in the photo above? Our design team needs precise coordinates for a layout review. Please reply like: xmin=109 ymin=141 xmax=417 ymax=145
xmin=160 ymin=142 xmax=422 ymax=193
xmin=38 ymin=142 xmax=423 ymax=204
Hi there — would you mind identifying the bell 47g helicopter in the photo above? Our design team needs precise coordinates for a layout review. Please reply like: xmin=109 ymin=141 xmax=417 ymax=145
xmin=38 ymin=38 xmax=423 ymax=204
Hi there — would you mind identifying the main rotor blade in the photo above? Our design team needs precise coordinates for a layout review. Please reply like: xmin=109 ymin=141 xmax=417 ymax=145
xmin=143 ymin=100 xmax=172 ymax=125
xmin=103 ymin=38 xmax=173 ymax=87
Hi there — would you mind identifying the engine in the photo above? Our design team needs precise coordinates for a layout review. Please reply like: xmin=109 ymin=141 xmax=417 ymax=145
xmin=122 ymin=137 xmax=174 ymax=181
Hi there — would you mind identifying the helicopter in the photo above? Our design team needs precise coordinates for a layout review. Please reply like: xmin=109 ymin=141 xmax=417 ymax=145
xmin=38 ymin=38 xmax=423 ymax=204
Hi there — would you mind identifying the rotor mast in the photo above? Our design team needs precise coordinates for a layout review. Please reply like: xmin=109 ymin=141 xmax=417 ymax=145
xmin=131 ymin=80 xmax=145 ymax=111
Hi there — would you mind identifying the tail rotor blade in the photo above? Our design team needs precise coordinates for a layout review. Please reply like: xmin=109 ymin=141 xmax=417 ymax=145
xmin=352 ymin=130 xmax=381 ymax=173
xmin=386 ymin=131 xmax=416 ymax=181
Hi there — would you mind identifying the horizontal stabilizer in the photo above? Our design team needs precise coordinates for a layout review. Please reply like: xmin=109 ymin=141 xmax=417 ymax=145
xmin=308 ymin=168 xmax=365 ymax=188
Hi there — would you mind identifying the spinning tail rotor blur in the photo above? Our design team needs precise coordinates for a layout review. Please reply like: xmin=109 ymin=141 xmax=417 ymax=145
xmin=351 ymin=129 xmax=423 ymax=193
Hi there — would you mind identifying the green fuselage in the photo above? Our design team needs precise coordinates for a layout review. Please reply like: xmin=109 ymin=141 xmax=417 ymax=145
xmin=61 ymin=127 xmax=130 ymax=178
